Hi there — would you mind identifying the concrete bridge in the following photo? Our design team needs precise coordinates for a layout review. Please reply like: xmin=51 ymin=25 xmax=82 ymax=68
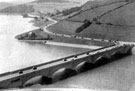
xmin=0 ymin=43 xmax=133 ymax=89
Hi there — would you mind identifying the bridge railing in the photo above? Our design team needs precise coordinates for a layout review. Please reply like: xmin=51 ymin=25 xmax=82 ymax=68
xmin=0 ymin=44 xmax=116 ymax=77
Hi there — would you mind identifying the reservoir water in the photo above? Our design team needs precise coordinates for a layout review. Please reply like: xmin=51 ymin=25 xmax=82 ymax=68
xmin=0 ymin=15 xmax=88 ymax=74
xmin=1 ymin=15 xmax=135 ymax=91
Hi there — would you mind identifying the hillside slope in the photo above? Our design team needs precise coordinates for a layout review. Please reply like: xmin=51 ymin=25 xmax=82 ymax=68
xmin=0 ymin=2 xmax=15 ymax=10
xmin=48 ymin=0 xmax=135 ymax=42
xmin=0 ymin=4 xmax=35 ymax=14
xmin=0 ymin=0 xmax=78 ymax=14
xmin=32 ymin=0 xmax=69 ymax=3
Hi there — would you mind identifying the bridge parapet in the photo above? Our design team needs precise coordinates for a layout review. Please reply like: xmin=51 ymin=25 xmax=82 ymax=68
xmin=0 ymin=43 xmax=133 ymax=89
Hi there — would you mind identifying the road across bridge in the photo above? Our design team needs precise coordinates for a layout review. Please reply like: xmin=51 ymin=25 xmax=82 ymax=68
xmin=12 ymin=15 xmax=135 ymax=90
xmin=0 ymin=43 xmax=133 ymax=89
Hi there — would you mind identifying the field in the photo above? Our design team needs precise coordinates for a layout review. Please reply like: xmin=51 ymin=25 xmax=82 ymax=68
xmin=48 ymin=0 xmax=135 ymax=42
xmin=0 ymin=0 xmax=80 ymax=14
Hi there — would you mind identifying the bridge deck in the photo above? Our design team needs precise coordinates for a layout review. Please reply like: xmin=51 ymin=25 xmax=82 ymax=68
xmin=0 ymin=44 xmax=120 ymax=81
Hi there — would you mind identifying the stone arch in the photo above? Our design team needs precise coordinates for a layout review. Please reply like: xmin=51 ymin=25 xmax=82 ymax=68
xmin=76 ymin=61 xmax=94 ymax=73
xmin=111 ymin=52 xmax=117 ymax=57
xmin=95 ymin=56 xmax=110 ymax=66
xmin=23 ymin=75 xmax=52 ymax=87
xmin=23 ymin=76 xmax=42 ymax=87
xmin=104 ymin=54 xmax=112 ymax=59
xmin=52 ymin=68 xmax=77 ymax=82
xmin=126 ymin=47 xmax=133 ymax=55
xmin=111 ymin=51 xmax=124 ymax=60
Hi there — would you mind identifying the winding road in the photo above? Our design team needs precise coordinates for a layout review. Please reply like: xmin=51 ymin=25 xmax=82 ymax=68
xmin=43 ymin=17 xmax=135 ymax=47
xmin=42 ymin=17 xmax=103 ymax=49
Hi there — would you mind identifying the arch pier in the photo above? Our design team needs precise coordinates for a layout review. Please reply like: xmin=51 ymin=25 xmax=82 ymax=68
xmin=0 ymin=43 xmax=134 ymax=89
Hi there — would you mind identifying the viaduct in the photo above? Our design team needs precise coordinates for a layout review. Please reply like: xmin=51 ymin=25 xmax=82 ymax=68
xmin=0 ymin=42 xmax=134 ymax=89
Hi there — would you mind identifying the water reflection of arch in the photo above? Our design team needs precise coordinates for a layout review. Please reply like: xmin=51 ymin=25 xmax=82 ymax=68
xmin=23 ymin=75 xmax=52 ymax=87
xmin=22 ymin=66 xmax=52 ymax=87
xmin=23 ymin=75 xmax=42 ymax=87
xmin=52 ymin=68 xmax=77 ymax=82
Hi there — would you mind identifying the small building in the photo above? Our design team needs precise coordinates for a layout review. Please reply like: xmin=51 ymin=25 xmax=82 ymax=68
xmin=28 ymin=32 xmax=37 ymax=39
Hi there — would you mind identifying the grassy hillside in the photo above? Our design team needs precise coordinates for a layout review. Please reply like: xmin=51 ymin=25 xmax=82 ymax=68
xmin=32 ymin=2 xmax=81 ymax=14
xmin=48 ymin=0 xmax=135 ymax=42
xmin=0 ymin=2 xmax=15 ymax=10
xmin=0 ymin=0 xmax=78 ymax=14
xmin=0 ymin=4 xmax=35 ymax=14
xmin=32 ymin=0 xmax=69 ymax=3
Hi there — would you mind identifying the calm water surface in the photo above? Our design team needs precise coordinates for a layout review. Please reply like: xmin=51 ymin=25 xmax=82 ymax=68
xmin=0 ymin=15 xmax=87 ymax=74
xmin=1 ymin=15 xmax=135 ymax=91
xmin=30 ymin=48 xmax=135 ymax=91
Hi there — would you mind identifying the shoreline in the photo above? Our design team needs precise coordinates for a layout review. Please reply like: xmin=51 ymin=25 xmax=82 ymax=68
xmin=0 ymin=13 xmax=55 ymax=28
xmin=29 ymin=18 xmax=54 ymax=27
xmin=0 ymin=13 xmax=21 ymax=15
